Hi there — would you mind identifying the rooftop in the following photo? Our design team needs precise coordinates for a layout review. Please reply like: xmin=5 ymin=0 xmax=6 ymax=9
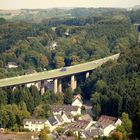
xmin=65 ymin=120 xmax=91 ymax=131
xmin=96 ymin=115 xmax=119 ymax=128
xmin=82 ymin=129 xmax=103 ymax=138
xmin=23 ymin=119 xmax=47 ymax=124
xmin=52 ymin=105 xmax=79 ymax=113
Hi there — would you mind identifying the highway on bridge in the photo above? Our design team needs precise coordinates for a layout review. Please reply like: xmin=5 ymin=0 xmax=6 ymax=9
xmin=0 ymin=53 xmax=120 ymax=88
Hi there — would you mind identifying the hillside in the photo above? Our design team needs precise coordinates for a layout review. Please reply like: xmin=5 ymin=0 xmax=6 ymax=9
xmin=0 ymin=13 xmax=138 ymax=79
xmin=81 ymin=45 xmax=140 ymax=139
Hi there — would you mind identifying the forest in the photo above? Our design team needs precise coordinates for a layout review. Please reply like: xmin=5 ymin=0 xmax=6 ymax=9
xmin=0 ymin=8 xmax=140 ymax=139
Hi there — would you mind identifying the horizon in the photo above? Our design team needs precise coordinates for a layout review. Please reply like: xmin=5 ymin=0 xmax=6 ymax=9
xmin=0 ymin=0 xmax=140 ymax=10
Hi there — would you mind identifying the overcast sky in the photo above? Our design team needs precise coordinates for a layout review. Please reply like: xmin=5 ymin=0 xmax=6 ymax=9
xmin=0 ymin=0 xmax=140 ymax=9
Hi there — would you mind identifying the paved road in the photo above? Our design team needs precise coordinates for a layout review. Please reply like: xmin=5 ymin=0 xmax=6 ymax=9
xmin=0 ymin=53 xmax=120 ymax=88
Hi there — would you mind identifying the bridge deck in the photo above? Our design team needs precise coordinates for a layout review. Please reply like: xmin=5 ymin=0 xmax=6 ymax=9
xmin=0 ymin=54 xmax=120 ymax=88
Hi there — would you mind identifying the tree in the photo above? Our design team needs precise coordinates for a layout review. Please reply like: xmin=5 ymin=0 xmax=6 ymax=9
xmin=92 ymin=104 xmax=101 ymax=119
xmin=54 ymin=55 xmax=65 ymax=68
xmin=121 ymin=112 xmax=132 ymax=134
xmin=0 ymin=60 xmax=3 ymax=67
xmin=0 ymin=89 xmax=7 ymax=105
xmin=133 ymin=102 xmax=140 ymax=139
xmin=91 ymin=92 xmax=101 ymax=118
xmin=33 ymin=105 xmax=45 ymax=118
xmin=65 ymin=130 xmax=75 ymax=137
xmin=40 ymin=55 xmax=49 ymax=68
xmin=64 ymin=88 xmax=73 ymax=104
xmin=116 ymin=125 xmax=127 ymax=139
xmin=111 ymin=131 xmax=123 ymax=140
xmin=96 ymin=80 xmax=107 ymax=94
xmin=70 ymin=55 xmax=80 ymax=65
xmin=43 ymin=104 xmax=52 ymax=118
xmin=39 ymin=128 xmax=48 ymax=140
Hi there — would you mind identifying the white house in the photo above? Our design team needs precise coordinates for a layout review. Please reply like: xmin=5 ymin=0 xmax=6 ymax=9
xmin=52 ymin=105 xmax=81 ymax=116
xmin=23 ymin=119 xmax=48 ymax=132
xmin=95 ymin=115 xmax=122 ymax=136
xmin=6 ymin=62 xmax=18 ymax=68
xmin=72 ymin=98 xmax=82 ymax=108
xmin=80 ymin=115 xmax=122 ymax=138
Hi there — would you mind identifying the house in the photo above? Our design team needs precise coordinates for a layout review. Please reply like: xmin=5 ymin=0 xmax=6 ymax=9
xmin=95 ymin=115 xmax=122 ymax=136
xmin=72 ymin=98 xmax=82 ymax=108
xmin=6 ymin=62 xmax=18 ymax=68
xmin=48 ymin=41 xmax=58 ymax=50
xmin=23 ymin=119 xmax=48 ymax=132
xmin=52 ymin=105 xmax=81 ymax=116
xmin=64 ymin=30 xmax=70 ymax=37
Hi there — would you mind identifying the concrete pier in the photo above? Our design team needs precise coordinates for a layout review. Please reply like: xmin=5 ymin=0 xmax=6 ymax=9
xmin=58 ymin=79 xmax=62 ymax=93
xmin=86 ymin=72 xmax=90 ymax=79
xmin=54 ymin=78 xmax=58 ymax=94
xmin=71 ymin=75 xmax=77 ymax=90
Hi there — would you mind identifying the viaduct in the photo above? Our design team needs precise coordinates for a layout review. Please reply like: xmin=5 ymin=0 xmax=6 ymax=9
xmin=0 ymin=53 xmax=120 ymax=94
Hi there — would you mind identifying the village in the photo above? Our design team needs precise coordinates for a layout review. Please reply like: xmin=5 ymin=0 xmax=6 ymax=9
xmin=23 ymin=94 xmax=122 ymax=140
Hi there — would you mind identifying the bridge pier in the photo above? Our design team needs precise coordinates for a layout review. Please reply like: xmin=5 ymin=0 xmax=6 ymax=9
xmin=58 ymin=79 xmax=62 ymax=93
xmin=86 ymin=72 xmax=90 ymax=79
xmin=71 ymin=75 xmax=77 ymax=91
xmin=138 ymin=32 xmax=140 ymax=43
xmin=35 ymin=81 xmax=41 ymax=91
xmin=74 ymin=77 xmax=77 ymax=90
xmin=40 ymin=81 xmax=45 ymax=95
xmin=54 ymin=78 xmax=58 ymax=94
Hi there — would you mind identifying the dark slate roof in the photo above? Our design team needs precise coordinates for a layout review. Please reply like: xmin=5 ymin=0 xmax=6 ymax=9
xmin=48 ymin=116 xmax=58 ymax=126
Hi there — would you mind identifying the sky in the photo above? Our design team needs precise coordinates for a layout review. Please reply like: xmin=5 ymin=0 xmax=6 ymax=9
xmin=0 ymin=0 xmax=140 ymax=9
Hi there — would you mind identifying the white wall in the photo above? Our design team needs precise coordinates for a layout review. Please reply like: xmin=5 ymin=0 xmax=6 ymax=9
xmin=103 ymin=124 xmax=116 ymax=136
xmin=72 ymin=99 xmax=82 ymax=108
